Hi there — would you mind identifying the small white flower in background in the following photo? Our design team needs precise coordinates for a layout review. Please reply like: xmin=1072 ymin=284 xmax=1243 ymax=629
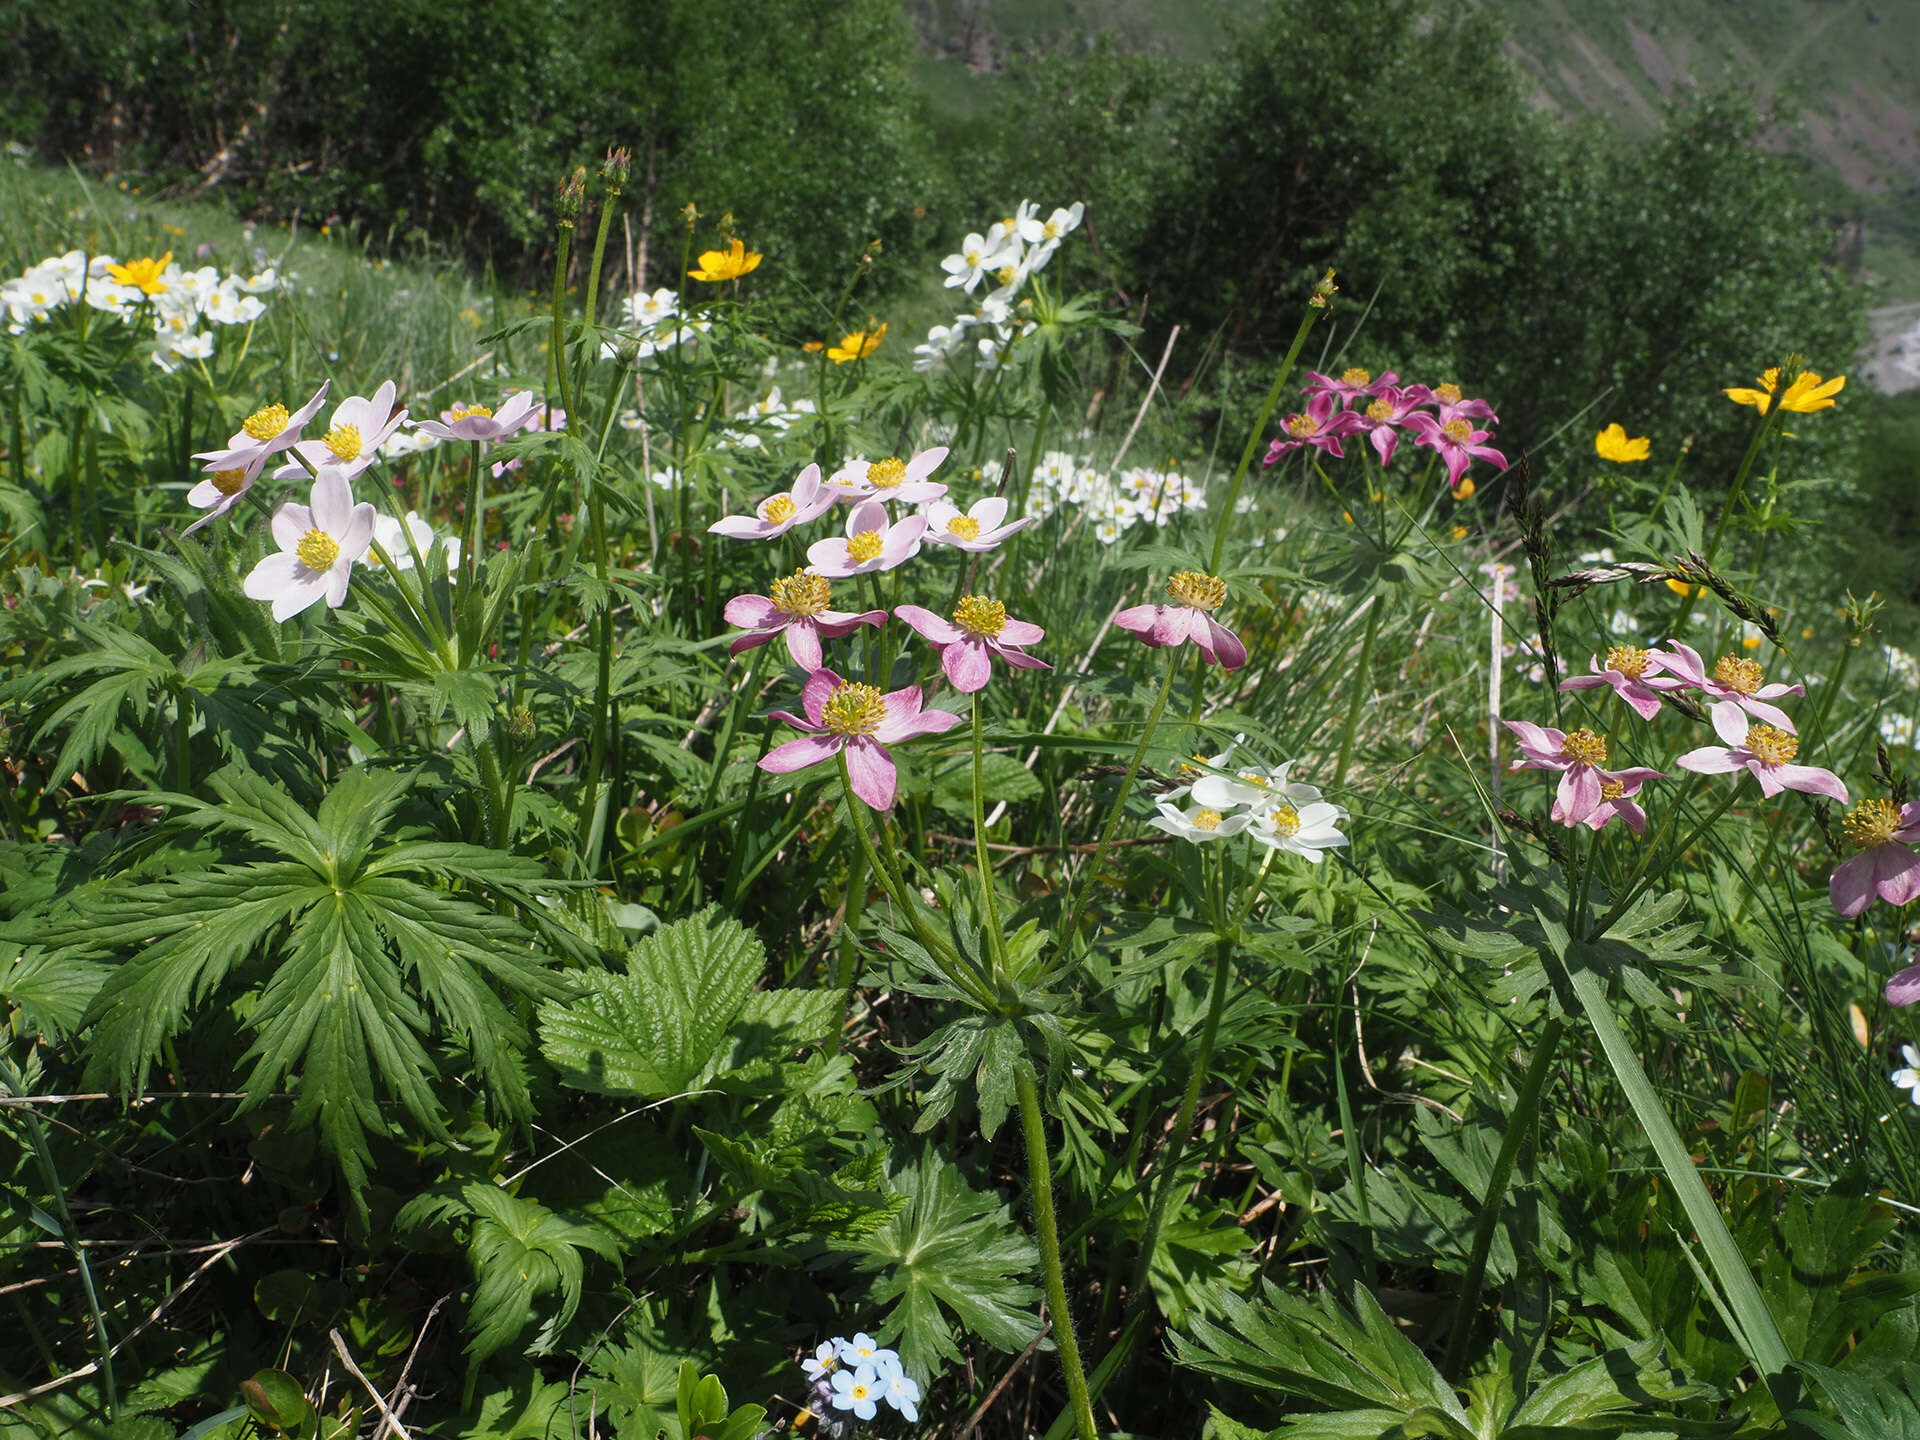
xmin=1893 ymin=1045 xmax=1920 ymax=1106
xmin=237 ymin=268 xmax=279 ymax=293
xmin=834 ymin=1332 xmax=896 ymax=1370
xmin=1882 ymin=712 xmax=1920 ymax=751
xmin=242 ymin=471 xmax=375 ymax=621
xmin=364 ymin=511 xmax=454 ymax=578
xmin=801 ymin=1340 xmax=839 ymax=1381
xmin=940 ymin=232 xmax=1016 ymax=293
xmin=622 ymin=287 xmax=679 ymax=329
xmin=1885 ymin=645 xmax=1920 ymax=687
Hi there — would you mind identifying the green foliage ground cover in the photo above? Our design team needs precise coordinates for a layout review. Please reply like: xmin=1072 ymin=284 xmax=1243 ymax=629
xmin=5 ymin=6 xmax=1920 ymax=1439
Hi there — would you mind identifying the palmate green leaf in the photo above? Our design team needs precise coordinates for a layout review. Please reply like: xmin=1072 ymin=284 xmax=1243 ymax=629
xmin=836 ymin=1146 xmax=1042 ymax=1376
xmin=537 ymin=908 xmax=766 ymax=1098
xmin=1 ymin=949 xmax=109 ymax=1039
xmin=456 ymin=1182 xmax=619 ymax=1363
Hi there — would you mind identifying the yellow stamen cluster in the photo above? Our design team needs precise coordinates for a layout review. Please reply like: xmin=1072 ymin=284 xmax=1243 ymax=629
xmin=946 ymin=515 xmax=981 ymax=540
xmin=1340 ymin=367 xmax=1371 ymax=387
xmin=1167 ymin=571 xmax=1227 ymax=611
xmin=1434 ymin=382 xmax=1463 ymax=404
xmin=867 ymin=457 xmax=907 ymax=489
xmin=1268 ymin=804 xmax=1301 ymax=838
xmin=953 ymin=595 xmax=1007 ymax=637
xmin=210 ymin=468 xmax=248 ymax=498
xmin=761 ymin=494 xmax=797 ymax=526
xmin=448 ymin=403 xmax=493 ymax=422
xmin=1441 ymin=418 xmax=1473 ymax=443
xmin=1237 ymin=770 xmax=1270 ymax=787
xmin=769 ymin=570 xmax=831 ymax=617
xmin=995 ymin=265 xmax=1019 ymax=287
xmin=1365 ymin=399 xmax=1393 ymax=422
xmin=1606 ymin=644 xmax=1651 ymax=679
xmin=1599 ymin=779 xmax=1626 ymax=802
xmin=296 ymin=529 xmax=340 ymax=572
xmin=1178 ymin=753 xmax=1209 ymax=779
xmin=323 ymin=423 xmax=362 ymax=461
xmin=1844 ymin=798 xmax=1901 ymax=851
xmin=1285 ymin=413 xmax=1319 ymax=438
xmin=1714 ymin=654 xmax=1764 ymax=694
xmin=1560 ymin=728 xmax=1608 ymax=767
xmin=822 ymin=681 xmax=887 ymax=737
xmin=846 ymin=529 xmax=884 ymax=564
xmin=1192 ymin=809 xmax=1223 ymax=832
xmin=243 ymin=403 xmax=290 ymax=441
xmin=1745 ymin=725 xmax=1798 ymax=766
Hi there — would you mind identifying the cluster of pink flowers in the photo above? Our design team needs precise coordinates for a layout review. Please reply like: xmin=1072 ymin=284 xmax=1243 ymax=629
xmin=1262 ymin=369 xmax=1507 ymax=488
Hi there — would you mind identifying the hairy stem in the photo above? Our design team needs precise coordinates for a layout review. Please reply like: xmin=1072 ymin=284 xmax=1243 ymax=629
xmin=1015 ymin=1064 xmax=1099 ymax=1440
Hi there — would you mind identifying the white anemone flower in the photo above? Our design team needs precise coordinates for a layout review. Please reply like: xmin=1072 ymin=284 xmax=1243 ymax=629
xmin=622 ymin=287 xmax=679 ymax=329
xmin=363 ymin=510 xmax=455 ymax=578
xmin=274 ymin=379 xmax=407 ymax=484
xmin=1149 ymin=800 xmax=1255 ymax=843
xmin=1249 ymin=800 xmax=1349 ymax=863
xmin=922 ymin=496 xmax=1031 ymax=552
xmin=242 ymin=470 xmax=376 ymax=620
xmin=939 ymin=232 xmax=1016 ymax=293
xmin=1893 ymin=1045 xmax=1920 ymax=1106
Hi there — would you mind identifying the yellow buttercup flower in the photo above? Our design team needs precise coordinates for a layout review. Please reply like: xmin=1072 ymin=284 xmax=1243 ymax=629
xmin=688 ymin=237 xmax=762 ymax=283
xmin=1451 ymin=477 xmax=1475 ymax=501
xmin=106 ymin=250 xmax=172 ymax=296
xmin=1594 ymin=423 xmax=1650 ymax=462
xmin=827 ymin=322 xmax=886 ymax=364
xmin=1724 ymin=366 xmax=1845 ymax=415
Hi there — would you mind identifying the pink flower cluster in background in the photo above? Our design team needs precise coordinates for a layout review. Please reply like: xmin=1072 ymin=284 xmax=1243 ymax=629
xmin=1262 ymin=369 xmax=1508 ymax=487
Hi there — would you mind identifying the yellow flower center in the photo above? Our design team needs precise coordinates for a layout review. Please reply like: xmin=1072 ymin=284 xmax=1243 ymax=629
xmin=1340 ymin=367 xmax=1371 ymax=387
xmin=210 ymin=468 xmax=248 ymax=497
xmin=1844 ymin=798 xmax=1902 ymax=850
xmin=1167 ymin=571 xmax=1227 ymax=611
xmin=769 ymin=570 xmax=831 ymax=618
xmin=846 ymin=529 xmax=884 ymax=564
xmin=1745 ymin=724 xmax=1798 ymax=766
xmin=1238 ymin=770 xmax=1269 ymax=787
xmin=1178 ymin=753 xmax=1208 ymax=779
xmin=761 ymin=494 xmax=797 ymax=526
xmin=1285 ymin=413 xmax=1319 ymax=438
xmin=821 ymin=681 xmax=887 ymax=737
xmin=1042 ymin=220 xmax=1061 ymax=239
xmin=946 ymin=515 xmax=982 ymax=540
xmin=1713 ymin=654 xmax=1764 ymax=694
xmin=323 ymin=423 xmax=362 ymax=461
xmin=1599 ymin=780 xmax=1626 ymax=802
xmin=243 ymin=403 xmax=290 ymax=441
xmin=867 ymin=457 xmax=907 ymax=489
xmin=964 ymin=248 xmax=981 ymax=266
xmin=1606 ymin=644 xmax=1651 ymax=679
xmin=1560 ymin=728 xmax=1608 ymax=767
xmin=1365 ymin=399 xmax=1393 ymax=422
xmin=1192 ymin=809 xmax=1223 ymax=832
xmin=996 ymin=265 xmax=1018 ymax=286
xmin=296 ymin=529 xmax=340 ymax=572
xmin=448 ymin=403 xmax=493 ymax=422
xmin=1434 ymin=382 xmax=1463 ymax=404
xmin=1441 ymin=418 xmax=1473 ymax=443
xmin=953 ymin=595 xmax=1007 ymax=637
xmin=1268 ymin=804 xmax=1301 ymax=838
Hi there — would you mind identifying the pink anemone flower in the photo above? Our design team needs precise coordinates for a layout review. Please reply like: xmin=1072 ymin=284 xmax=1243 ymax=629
xmin=1504 ymin=720 xmax=1660 ymax=827
xmin=709 ymin=463 xmax=836 ymax=541
xmin=759 ymin=667 xmax=963 ymax=810
xmin=1262 ymin=391 xmax=1363 ymax=465
xmin=922 ymin=496 xmax=1032 ymax=551
xmin=895 ymin=597 xmax=1050 ymax=693
xmin=1673 ymin=704 xmax=1848 ymax=802
xmin=806 ymin=499 xmax=926 ymax=578
xmin=181 ymin=448 xmax=272 ymax=535
xmin=1558 ymin=645 xmax=1687 ymax=722
xmin=1830 ymin=799 xmax=1920 ymax=919
xmin=723 ymin=570 xmax=885 ymax=669
xmin=1649 ymin=641 xmax=1803 ymax=732
xmin=1404 ymin=412 xmax=1508 ymax=488
xmin=1581 ymin=770 xmax=1659 ymax=833
xmin=826 ymin=447 xmax=949 ymax=505
xmin=271 ymin=379 xmax=408 ymax=485
xmin=414 ymin=391 xmax=539 ymax=442
xmin=1303 ymin=367 xmax=1400 ymax=406
xmin=1115 ymin=571 xmax=1247 ymax=670
xmin=1427 ymin=382 xmax=1499 ymax=427
xmin=1349 ymin=383 xmax=1434 ymax=468
xmin=1888 ymin=958 xmax=1920 ymax=1008
xmin=193 ymin=379 xmax=331 ymax=472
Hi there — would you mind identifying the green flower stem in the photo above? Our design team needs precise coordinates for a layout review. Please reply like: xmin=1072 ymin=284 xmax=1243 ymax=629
xmin=1441 ymin=1015 xmax=1566 ymax=1381
xmin=462 ymin=440 xmax=484 ymax=600
xmin=1669 ymin=404 xmax=1778 ymax=636
xmin=970 ymin=693 xmax=1008 ymax=973
xmin=1014 ymin=1063 xmax=1100 ymax=1440
xmin=1065 ymin=648 xmax=1180 ymax=951
xmin=472 ymin=728 xmax=510 ymax=848
xmin=583 ymin=180 xmax=621 ymax=330
xmin=1209 ymin=298 xmax=1323 ymax=573
xmin=1126 ymin=931 xmax=1235 ymax=1322
xmin=1332 ymin=595 xmax=1384 ymax=787
xmin=1570 ymin=965 xmax=1793 ymax=1394
xmin=697 ymin=644 xmax=770 ymax=823
xmin=1 ymin=1054 xmax=115 ymax=1416
xmin=574 ymin=484 xmax=615 ymax=876
xmin=1590 ymin=784 xmax=1738 ymax=941
xmin=548 ymin=219 xmax=577 ymax=422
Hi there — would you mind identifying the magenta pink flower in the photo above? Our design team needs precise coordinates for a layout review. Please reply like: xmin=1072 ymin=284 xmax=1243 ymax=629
xmin=806 ymin=499 xmax=926 ymax=578
xmin=1114 ymin=571 xmax=1247 ymax=671
xmin=723 ymin=570 xmax=885 ymax=669
xmin=759 ymin=668 xmax=963 ymax=810
xmin=896 ymin=597 xmax=1050 ymax=693
xmin=1674 ymin=704 xmax=1848 ymax=802
xmin=1558 ymin=645 xmax=1687 ymax=722
xmin=1303 ymin=367 xmax=1401 ymax=406
xmin=1581 ymin=769 xmax=1658 ymax=833
xmin=1504 ymin=720 xmax=1660 ymax=827
xmin=1427 ymin=382 xmax=1498 ymax=427
xmin=181 ymin=448 xmax=272 ymax=535
xmin=490 ymin=401 xmax=563 ymax=478
xmin=1829 ymin=799 xmax=1920 ymax=918
xmin=826 ymin=448 xmax=949 ymax=505
xmin=415 ymin=391 xmax=538 ymax=442
xmin=1887 ymin=959 xmax=1920 ymax=1008
xmin=1404 ymin=412 xmax=1508 ymax=488
xmin=1348 ymin=383 xmax=1434 ymax=468
xmin=1649 ymin=642 xmax=1803 ymax=732
xmin=710 ymin=463 xmax=836 ymax=541
xmin=1263 ymin=392 xmax=1363 ymax=465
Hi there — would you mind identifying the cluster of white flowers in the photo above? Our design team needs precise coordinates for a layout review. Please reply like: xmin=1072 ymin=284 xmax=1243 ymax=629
xmin=914 ymin=200 xmax=1085 ymax=374
xmin=800 ymin=1332 xmax=921 ymax=1430
xmin=1881 ymin=712 xmax=1919 ymax=751
xmin=1011 ymin=450 xmax=1208 ymax=545
xmin=1149 ymin=742 xmax=1349 ymax=862
xmin=2 ymin=250 xmax=278 ymax=370
xmin=599 ymin=286 xmax=712 ymax=362
xmin=1886 ymin=645 xmax=1920 ymax=688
